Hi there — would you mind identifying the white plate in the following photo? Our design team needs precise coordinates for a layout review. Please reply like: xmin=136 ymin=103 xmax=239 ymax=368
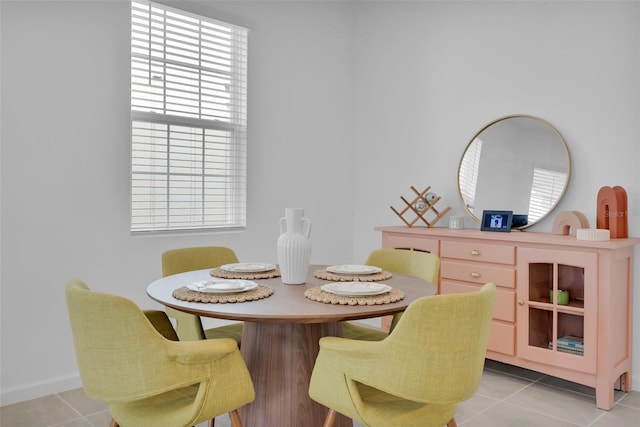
xmin=326 ymin=264 xmax=382 ymax=275
xmin=321 ymin=282 xmax=392 ymax=297
xmin=220 ymin=262 xmax=276 ymax=273
xmin=186 ymin=280 xmax=258 ymax=294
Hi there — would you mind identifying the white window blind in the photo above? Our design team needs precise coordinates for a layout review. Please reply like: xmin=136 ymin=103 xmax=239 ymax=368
xmin=130 ymin=0 xmax=248 ymax=233
xmin=528 ymin=167 xmax=567 ymax=223
xmin=459 ymin=138 xmax=483 ymax=211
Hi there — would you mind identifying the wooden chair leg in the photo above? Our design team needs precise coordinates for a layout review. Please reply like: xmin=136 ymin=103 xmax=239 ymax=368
xmin=109 ymin=418 xmax=119 ymax=427
xmin=322 ymin=409 xmax=338 ymax=427
xmin=446 ymin=417 xmax=458 ymax=427
xmin=207 ymin=417 xmax=215 ymax=427
xmin=229 ymin=410 xmax=243 ymax=427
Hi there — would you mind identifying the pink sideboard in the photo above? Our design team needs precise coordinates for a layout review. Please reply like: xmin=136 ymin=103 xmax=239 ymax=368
xmin=376 ymin=226 xmax=639 ymax=410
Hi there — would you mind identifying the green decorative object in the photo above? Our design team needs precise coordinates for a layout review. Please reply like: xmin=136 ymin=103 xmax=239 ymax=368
xmin=550 ymin=289 xmax=569 ymax=305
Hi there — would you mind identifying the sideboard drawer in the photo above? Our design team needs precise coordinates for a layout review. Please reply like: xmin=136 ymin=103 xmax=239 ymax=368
xmin=441 ymin=240 xmax=515 ymax=265
xmin=488 ymin=321 xmax=515 ymax=356
xmin=441 ymin=281 xmax=515 ymax=322
xmin=441 ymin=260 xmax=516 ymax=288
xmin=382 ymin=234 xmax=439 ymax=255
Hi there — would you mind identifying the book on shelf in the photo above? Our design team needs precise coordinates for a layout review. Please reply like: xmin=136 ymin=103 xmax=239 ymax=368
xmin=548 ymin=334 xmax=585 ymax=355
xmin=548 ymin=342 xmax=584 ymax=355
xmin=557 ymin=334 xmax=584 ymax=349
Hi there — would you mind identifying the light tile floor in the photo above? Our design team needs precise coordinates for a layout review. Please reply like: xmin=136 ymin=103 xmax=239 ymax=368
xmin=1 ymin=360 xmax=639 ymax=426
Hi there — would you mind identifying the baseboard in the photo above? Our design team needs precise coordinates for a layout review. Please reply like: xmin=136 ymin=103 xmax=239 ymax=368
xmin=1 ymin=374 xmax=82 ymax=406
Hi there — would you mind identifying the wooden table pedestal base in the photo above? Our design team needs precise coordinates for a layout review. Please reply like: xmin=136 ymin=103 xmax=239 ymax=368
xmin=239 ymin=321 xmax=352 ymax=427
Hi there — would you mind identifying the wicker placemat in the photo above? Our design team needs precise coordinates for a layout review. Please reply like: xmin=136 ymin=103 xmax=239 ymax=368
xmin=304 ymin=287 xmax=404 ymax=306
xmin=313 ymin=269 xmax=392 ymax=282
xmin=172 ymin=284 xmax=274 ymax=303
xmin=210 ymin=267 xmax=281 ymax=280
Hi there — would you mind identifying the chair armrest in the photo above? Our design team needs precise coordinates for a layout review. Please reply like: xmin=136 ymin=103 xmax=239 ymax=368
xmin=317 ymin=336 xmax=385 ymax=381
xmin=317 ymin=336 xmax=424 ymax=402
xmin=166 ymin=338 xmax=239 ymax=365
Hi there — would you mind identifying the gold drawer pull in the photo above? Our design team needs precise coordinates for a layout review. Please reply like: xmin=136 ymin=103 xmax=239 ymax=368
xmin=469 ymin=272 xmax=481 ymax=278
xmin=470 ymin=249 xmax=481 ymax=256
xmin=517 ymin=300 xmax=525 ymax=306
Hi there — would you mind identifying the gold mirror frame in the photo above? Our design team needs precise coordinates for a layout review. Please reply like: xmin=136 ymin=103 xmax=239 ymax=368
xmin=457 ymin=114 xmax=571 ymax=229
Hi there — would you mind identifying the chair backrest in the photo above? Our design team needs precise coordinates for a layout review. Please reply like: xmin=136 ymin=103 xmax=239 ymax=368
xmin=365 ymin=248 xmax=440 ymax=331
xmin=367 ymin=283 xmax=496 ymax=405
xmin=162 ymin=246 xmax=239 ymax=277
xmin=65 ymin=280 xmax=181 ymax=402
xmin=162 ymin=246 xmax=240 ymax=341
xmin=365 ymin=248 xmax=439 ymax=283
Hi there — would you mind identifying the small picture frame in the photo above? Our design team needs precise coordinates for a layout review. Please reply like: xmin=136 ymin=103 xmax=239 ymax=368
xmin=481 ymin=210 xmax=513 ymax=232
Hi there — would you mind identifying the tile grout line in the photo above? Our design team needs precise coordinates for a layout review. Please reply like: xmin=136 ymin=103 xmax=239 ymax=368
xmin=588 ymin=391 xmax=640 ymax=426
xmin=48 ymin=393 xmax=87 ymax=427
xmin=460 ymin=372 xmax=545 ymax=425
xmin=54 ymin=392 xmax=83 ymax=416
xmin=509 ymin=375 xmax=594 ymax=425
xmin=53 ymin=391 xmax=116 ymax=427
xmin=497 ymin=400 xmax=585 ymax=426
xmin=586 ymin=410 xmax=607 ymax=427
xmin=457 ymin=398 xmax=502 ymax=426
xmin=486 ymin=366 xmax=633 ymax=407
xmin=615 ymin=393 xmax=640 ymax=411
xmin=469 ymin=374 xmax=597 ymax=426
xmin=502 ymin=376 xmax=610 ymax=427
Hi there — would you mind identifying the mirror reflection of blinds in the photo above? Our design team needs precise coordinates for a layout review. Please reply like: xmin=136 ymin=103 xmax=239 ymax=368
xmin=130 ymin=0 xmax=248 ymax=232
xmin=459 ymin=139 xmax=483 ymax=211
xmin=528 ymin=167 xmax=567 ymax=222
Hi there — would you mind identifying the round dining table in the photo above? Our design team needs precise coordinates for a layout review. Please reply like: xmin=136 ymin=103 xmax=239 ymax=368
xmin=147 ymin=264 xmax=437 ymax=427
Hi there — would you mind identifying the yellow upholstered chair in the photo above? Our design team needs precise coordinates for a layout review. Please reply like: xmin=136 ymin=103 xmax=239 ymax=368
xmin=162 ymin=246 xmax=243 ymax=343
xmin=65 ymin=280 xmax=255 ymax=427
xmin=309 ymin=283 xmax=496 ymax=427
xmin=342 ymin=248 xmax=440 ymax=341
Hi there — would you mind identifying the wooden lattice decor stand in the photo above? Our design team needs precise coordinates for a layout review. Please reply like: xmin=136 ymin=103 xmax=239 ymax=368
xmin=391 ymin=185 xmax=451 ymax=227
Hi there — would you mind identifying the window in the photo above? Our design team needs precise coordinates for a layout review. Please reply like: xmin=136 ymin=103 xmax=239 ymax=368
xmin=528 ymin=167 xmax=567 ymax=222
xmin=458 ymin=138 xmax=483 ymax=211
xmin=130 ymin=0 xmax=248 ymax=233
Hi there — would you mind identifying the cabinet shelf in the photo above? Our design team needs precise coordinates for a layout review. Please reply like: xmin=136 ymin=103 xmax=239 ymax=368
xmin=531 ymin=341 xmax=585 ymax=356
xmin=548 ymin=343 xmax=585 ymax=356
xmin=528 ymin=300 xmax=585 ymax=313
xmin=557 ymin=304 xmax=585 ymax=314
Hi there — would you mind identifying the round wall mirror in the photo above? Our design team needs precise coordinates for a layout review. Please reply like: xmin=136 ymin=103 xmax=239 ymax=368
xmin=457 ymin=114 xmax=571 ymax=229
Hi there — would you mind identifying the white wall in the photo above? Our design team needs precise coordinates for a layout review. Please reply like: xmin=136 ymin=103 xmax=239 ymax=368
xmin=0 ymin=0 xmax=355 ymax=404
xmin=1 ymin=0 xmax=639 ymax=404
xmin=350 ymin=0 xmax=640 ymax=389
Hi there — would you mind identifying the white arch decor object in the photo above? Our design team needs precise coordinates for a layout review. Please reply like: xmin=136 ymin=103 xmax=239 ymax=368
xmin=552 ymin=210 xmax=590 ymax=236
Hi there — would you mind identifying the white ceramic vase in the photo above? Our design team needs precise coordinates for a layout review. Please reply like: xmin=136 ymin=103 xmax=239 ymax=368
xmin=277 ymin=208 xmax=312 ymax=284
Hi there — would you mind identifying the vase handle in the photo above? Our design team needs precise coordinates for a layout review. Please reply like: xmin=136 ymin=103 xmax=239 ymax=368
xmin=301 ymin=218 xmax=312 ymax=238
xmin=279 ymin=217 xmax=287 ymax=234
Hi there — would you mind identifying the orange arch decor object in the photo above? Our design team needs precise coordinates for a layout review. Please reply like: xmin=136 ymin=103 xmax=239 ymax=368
xmin=597 ymin=186 xmax=628 ymax=238
xmin=552 ymin=210 xmax=590 ymax=235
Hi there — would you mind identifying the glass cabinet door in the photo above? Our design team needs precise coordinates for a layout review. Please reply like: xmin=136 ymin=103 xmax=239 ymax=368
xmin=516 ymin=247 xmax=597 ymax=373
